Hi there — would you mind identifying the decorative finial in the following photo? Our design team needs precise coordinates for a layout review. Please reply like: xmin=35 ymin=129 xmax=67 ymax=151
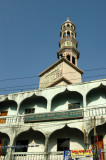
xmin=67 ymin=17 xmax=69 ymax=20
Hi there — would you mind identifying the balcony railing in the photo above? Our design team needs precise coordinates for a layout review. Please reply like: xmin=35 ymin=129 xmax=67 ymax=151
xmin=85 ymin=106 xmax=106 ymax=117
xmin=12 ymin=152 xmax=64 ymax=160
xmin=0 ymin=115 xmax=24 ymax=125
xmin=0 ymin=106 xmax=105 ymax=125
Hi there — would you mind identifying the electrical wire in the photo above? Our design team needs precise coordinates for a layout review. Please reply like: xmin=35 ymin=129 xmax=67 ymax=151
xmin=0 ymin=67 xmax=106 ymax=82
xmin=0 ymin=74 xmax=106 ymax=93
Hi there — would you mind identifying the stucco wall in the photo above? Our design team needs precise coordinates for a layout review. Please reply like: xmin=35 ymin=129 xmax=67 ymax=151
xmin=87 ymin=88 xmax=106 ymax=106
xmin=15 ymin=130 xmax=45 ymax=152
xmin=51 ymin=91 xmax=83 ymax=111
xmin=63 ymin=61 xmax=82 ymax=83
xmin=49 ymin=127 xmax=85 ymax=152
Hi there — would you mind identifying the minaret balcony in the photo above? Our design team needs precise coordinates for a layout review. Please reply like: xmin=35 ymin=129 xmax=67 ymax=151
xmin=59 ymin=37 xmax=78 ymax=45
xmin=57 ymin=46 xmax=80 ymax=59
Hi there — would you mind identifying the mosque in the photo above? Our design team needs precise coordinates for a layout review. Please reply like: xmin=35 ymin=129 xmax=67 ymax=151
xmin=0 ymin=18 xmax=106 ymax=160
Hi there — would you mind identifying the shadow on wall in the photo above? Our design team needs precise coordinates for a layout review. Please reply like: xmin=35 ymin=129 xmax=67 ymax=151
xmin=51 ymin=90 xmax=83 ymax=111
xmin=14 ymin=128 xmax=45 ymax=152
xmin=19 ymin=95 xmax=47 ymax=114
xmin=87 ymin=85 xmax=106 ymax=106
xmin=0 ymin=100 xmax=17 ymax=116
xmin=49 ymin=126 xmax=85 ymax=152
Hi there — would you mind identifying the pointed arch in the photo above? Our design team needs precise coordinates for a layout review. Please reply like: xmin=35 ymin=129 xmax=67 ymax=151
xmin=19 ymin=94 xmax=47 ymax=114
xmin=51 ymin=89 xmax=83 ymax=111
xmin=86 ymin=84 xmax=106 ymax=106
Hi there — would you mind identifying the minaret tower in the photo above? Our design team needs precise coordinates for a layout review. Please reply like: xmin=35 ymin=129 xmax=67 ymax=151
xmin=57 ymin=17 xmax=79 ymax=66
xmin=39 ymin=18 xmax=84 ymax=89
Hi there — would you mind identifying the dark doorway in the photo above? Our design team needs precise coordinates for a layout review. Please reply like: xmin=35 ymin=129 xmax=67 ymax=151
xmin=57 ymin=138 xmax=70 ymax=151
xmin=15 ymin=140 xmax=29 ymax=152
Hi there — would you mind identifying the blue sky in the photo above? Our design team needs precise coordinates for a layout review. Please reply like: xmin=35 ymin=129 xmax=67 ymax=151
xmin=0 ymin=0 xmax=106 ymax=95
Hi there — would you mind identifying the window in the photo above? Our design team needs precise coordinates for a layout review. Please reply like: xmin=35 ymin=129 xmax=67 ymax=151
xmin=67 ymin=31 xmax=70 ymax=37
xmin=72 ymin=56 xmax=75 ymax=65
xmin=0 ymin=111 xmax=8 ymax=124
xmin=15 ymin=140 xmax=29 ymax=152
xmin=68 ymin=103 xmax=80 ymax=109
xmin=57 ymin=138 xmax=70 ymax=151
xmin=63 ymin=33 xmax=66 ymax=37
xmin=25 ymin=108 xmax=35 ymax=114
xmin=67 ymin=24 xmax=70 ymax=27
xmin=67 ymin=55 xmax=70 ymax=61
xmin=0 ymin=111 xmax=8 ymax=116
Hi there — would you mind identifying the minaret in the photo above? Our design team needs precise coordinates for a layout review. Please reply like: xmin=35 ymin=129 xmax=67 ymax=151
xmin=57 ymin=17 xmax=79 ymax=66
xmin=39 ymin=18 xmax=84 ymax=89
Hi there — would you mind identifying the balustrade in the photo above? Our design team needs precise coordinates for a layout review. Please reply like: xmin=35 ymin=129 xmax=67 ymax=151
xmin=0 ymin=106 xmax=105 ymax=125
xmin=11 ymin=152 xmax=63 ymax=160
xmin=85 ymin=106 xmax=106 ymax=117
xmin=12 ymin=152 xmax=45 ymax=160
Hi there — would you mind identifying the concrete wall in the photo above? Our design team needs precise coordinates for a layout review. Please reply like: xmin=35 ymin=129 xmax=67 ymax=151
xmin=87 ymin=87 xmax=106 ymax=106
xmin=51 ymin=91 xmax=83 ymax=111
xmin=15 ymin=130 xmax=45 ymax=152
xmin=49 ymin=127 xmax=85 ymax=152
xmin=63 ymin=62 xmax=82 ymax=84
xmin=0 ymin=100 xmax=17 ymax=115
xmin=19 ymin=96 xmax=47 ymax=114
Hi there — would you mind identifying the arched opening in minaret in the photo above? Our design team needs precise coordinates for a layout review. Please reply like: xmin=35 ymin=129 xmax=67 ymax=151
xmin=63 ymin=33 xmax=66 ymax=37
xmin=71 ymin=32 xmax=74 ymax=37
xmin=67 ymin=55 xmax=70 ymax=61
xmin=67 ymin=31 xmax=70 ymax=37
xmin=72 ymin=56 xmax=75 ymax=65
xmin=67 ymin=24 xmax=70 ymax=27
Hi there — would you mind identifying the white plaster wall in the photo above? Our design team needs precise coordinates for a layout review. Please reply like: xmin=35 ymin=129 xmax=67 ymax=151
xmin=87 ymin=89 xmax=106 ymax=106
xmin=49 ymin=127 xmax=85 ymax=152
xmin=0 ymin=105 xmax=17 ymax=116
xmin=19 ymin=102 xmax=47 ymax=114
xmin=15 ymin=130 xmax=45 ymax=152
xmin=52 ymin=92 xmax=83 ymax=111
xmin=63 ymin=62 xmax=82 ymax=83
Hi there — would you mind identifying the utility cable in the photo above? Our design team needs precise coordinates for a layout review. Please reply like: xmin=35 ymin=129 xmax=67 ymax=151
xmin=0 ymin=74 xmax=106 ymax=92
xmin=0 ymin=67 xmax=106 ymax=82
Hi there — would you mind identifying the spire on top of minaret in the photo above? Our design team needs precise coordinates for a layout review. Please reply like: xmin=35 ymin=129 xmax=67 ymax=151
xmin=67 ymin=17 xmax=69 ymax=20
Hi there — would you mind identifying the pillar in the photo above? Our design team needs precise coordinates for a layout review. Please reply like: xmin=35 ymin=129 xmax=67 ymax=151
xmin=6 ymin=134 xmax=15 ymax=160
xmin=47 ymin=99 xmax=51 ymax=112
xmin=16 ymin=104 xmax=20 ymax=115
xmin=44 ymin=134 xmax=49 ymax=160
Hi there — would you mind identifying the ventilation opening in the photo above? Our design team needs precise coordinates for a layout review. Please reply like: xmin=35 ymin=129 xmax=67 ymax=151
xmin=67 ymin=55 xmax=70 ymax=61
xmin=72 ymin=56 xmax=75 ymax=65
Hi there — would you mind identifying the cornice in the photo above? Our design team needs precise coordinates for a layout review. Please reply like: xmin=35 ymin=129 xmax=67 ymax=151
xmin=39 ymin=58 xmax=84 ymax=77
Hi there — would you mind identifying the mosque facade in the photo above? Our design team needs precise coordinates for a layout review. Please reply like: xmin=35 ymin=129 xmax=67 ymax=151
xmin=0 ymin=18 xmax=106 ymax=160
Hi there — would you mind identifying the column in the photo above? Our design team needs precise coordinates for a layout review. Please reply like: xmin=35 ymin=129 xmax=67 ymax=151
xmin=70 ymin=55 xmax=72 ymax=63
xmin=6 ymin=135 xmax=15 ymax=160
xmin=47 ymin=99 xmax=51 ymax=112
xmin=44 ymin=134 xmax=49 ymax=160
xmin=84 ymin=129 xmax=89 ymax=149
xmin=75 ymin=58 xmax=77 ymax=66
xmin=16 ymin=103 xmax=20 ymax=115
xmin=83 ymin=95 xmax=87 ymax=118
